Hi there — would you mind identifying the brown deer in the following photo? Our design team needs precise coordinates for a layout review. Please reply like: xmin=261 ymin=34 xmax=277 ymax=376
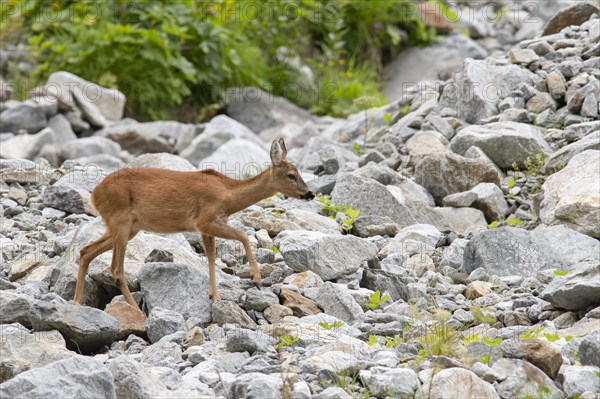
xmin=72 ymin=138 xmax=313 ymax=312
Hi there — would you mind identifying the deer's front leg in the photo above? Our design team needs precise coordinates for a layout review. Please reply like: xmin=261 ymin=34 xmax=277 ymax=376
xmin=197 ymin=219 xmax=261 ymax=285
xmin=200 ymin=234 xmax=220 ymax=301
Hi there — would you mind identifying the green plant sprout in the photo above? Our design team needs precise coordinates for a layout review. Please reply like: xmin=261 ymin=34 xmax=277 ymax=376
xmin=366 ymin=290 xmax=391 ymax=310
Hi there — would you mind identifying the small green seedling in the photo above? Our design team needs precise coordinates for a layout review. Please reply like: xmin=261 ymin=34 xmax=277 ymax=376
xmin=275 ymin=335 xmax=299 ymax=350
xmin=366 ymin=290 xmax=391 ymax=310
xmin=319 ymin=320 xmax=344 ymax=330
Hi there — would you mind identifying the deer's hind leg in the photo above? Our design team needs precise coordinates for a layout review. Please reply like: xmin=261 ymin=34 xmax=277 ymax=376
xmin=109 ymin=219 xmax=141 ymax=312
xmin=73 ymin=232 xmax=113 ymax=304
xmin=201 ymin=234 xmax=220 ymax=301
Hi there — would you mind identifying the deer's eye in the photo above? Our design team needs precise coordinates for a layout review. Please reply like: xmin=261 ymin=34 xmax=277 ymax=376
xmin=288 ymin=174 xmax=296 ymax=180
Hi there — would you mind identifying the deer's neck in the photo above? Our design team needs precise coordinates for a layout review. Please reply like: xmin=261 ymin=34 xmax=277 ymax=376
xmin=228 ymin=168 xmax=277 ymax=214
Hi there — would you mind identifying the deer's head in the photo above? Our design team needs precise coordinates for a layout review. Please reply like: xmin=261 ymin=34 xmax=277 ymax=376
xmin=269 ymin=138 xmax=314 ymax=200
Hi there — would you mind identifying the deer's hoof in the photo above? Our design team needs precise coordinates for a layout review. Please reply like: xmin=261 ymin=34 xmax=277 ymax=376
xmin=210 ymin=293 xmax=221 ymax=302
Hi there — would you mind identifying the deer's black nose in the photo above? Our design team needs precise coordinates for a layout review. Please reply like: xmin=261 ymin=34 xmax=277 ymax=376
xmin=302 ymin=191 xmax=315 ymax=200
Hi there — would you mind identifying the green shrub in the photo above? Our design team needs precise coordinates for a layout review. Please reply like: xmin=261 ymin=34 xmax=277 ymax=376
xmin=5 ymin=0 xmax=436 ymax=120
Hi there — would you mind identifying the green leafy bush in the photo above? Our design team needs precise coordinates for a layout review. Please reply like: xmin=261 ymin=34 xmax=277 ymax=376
xmin=4 ymin=0 xmax=436 ymax=120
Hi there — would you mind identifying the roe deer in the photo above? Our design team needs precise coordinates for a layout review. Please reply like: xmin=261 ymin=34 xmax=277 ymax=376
xmin=73 ymin=138 xmax=313 ymax=312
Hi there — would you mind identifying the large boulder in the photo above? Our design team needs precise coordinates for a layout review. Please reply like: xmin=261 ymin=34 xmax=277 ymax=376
xmin=98 ymin=120 xmax=195 ymax=156
xmin=530 ymin=225 xmax=600 ymax=269
xmin=542 ymin=1 xmax=600 ymax=35
xmin=438 ymin=59 xmax=538 ymax=124
xmin=0 ymin=127 xmax=54 ymax=160
xmin=0 ymin=290 xmax=33 ymax=327
xmin=426 ymin=368 xmax=499 ymax=399
xmin=138 ymin=263 xmax=212 ymax=324
xmin=0 ymin=325 xmax=75 ymax=382
xmin=226 ymin=87 xmax=315 ymax=133
xmin=450 ymin=122 xmax=552 ymax=169
xmin=539 ymin=262 xmax=600 ymax=311
xmin=28 ymin=300 xmax=120 ymax=353
xmin=0 ymin=356 xmax=116 ymax=399
xmin=179 ymin=115 xmax=264 ymax=166
xmin=275 ymin=230 xmax=378 ymax=281
xmin=130 ymin=153 xmax=196 ymax=171
xmin=463 ymin=228 xmax=548 ymax=278
xmin=414 ymin=152 xmax=501 ymax=204
xmin=544 ymin=131 xmax=600 ymax=173
xmin=59 ymin=137 xmax=121 ymax=160
xmin=331 ymin=173 xmax=416 ymax=228
xmin=199 ymin=138 xmax=270 ymax=173
xmin=0 ymin=103 xmax=48 ymax=134
xmin=44 ymin=71 xmax=125 ymax=126
xmin=540 ymin=150 xmax=600 ymax=238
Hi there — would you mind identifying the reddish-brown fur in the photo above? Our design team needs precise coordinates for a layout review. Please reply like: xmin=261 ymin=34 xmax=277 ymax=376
xmin=73 ymin=138 xmax=312 ymax=311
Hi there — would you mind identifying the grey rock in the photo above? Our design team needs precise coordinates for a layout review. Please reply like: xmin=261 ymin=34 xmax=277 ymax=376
xmin=352 ymin=215 xmax=399 ymax=238
xmin=414 ymin=152 xmax=501 ymax=204
xmin=442 ymin=191 xmax=478 ymax=207
xmin=531 ymin=225 xmax=600 ymax=269
xmin=0 ymin=355 xmax=116 ymax=399
xmin=138 ymin=263 xmax=211 ymax=324
xmin=0 ymin=103 xmax=48 ymax=134
xmin=284 ymin=209 xmax=341 ymax=234
xmin=140 ymin=340 xmax=183 ymax=370
xmin=526 ymin=93 xmax=557 ymax=113
xmin=359 ymin=366 xmax=419 ymax=399
xmin=0 ymin=290 xmax=33 ymax=327
xmin=108 ymin=355 xmax=171 ymax=399
xmin=275 ymin=230 xmax=378 ymax=281
xmin=200 ymin=138 xmax=270 ymax=172
xmin=226 ymin=87 xmax=315 ymax=133
xmin=381 ymin=34 xmax=487 ymax=102
xmin=0 ymin=158 xmax=59 ymax=185
xmin=558 ymin=365 xmax=600 ymax=398
xmin=579 ymin=329 xmax=600 ymax=367
xmin=0 ymin=326 xmax=75 ymax=382
xmin=229 ymin=372 xmax=283 ymax=399
xmin=144 ymin=249 xmax=173 ymax=263
xmin=546 ymin=70 xmax=567 ymax=100
xmin=45 ymin=71 xmax=125 ymax=125
xmin=225 ymin=328 xmax=276 ymax=355
xmin=470 ymin=183 xmax=509 ymax=222
xmin=542 ymin=1 xmax=600 ymax=35
xmin=244 ymin=287 xmax=279 ymax=312
xmin=509 ymin=49 xmax=539 ymax=65
xmin=450 ymin=122 xmax=552 ymax=169
xmin=41 ymin=185 xmax=92 ymax=214
xmin=0 ymin=127 xmax=54 ymax=160
xmin=212 ymin=300 xmax=256 ymax=328
xmin=47 ymin=114 xmax=77 ymax=143
xmin=540 ymin=150 xmax=600 ymax=237
xmin=331 ymin=173 xmax=416 ymax=228
xmin=564 ymin=121 xmax=599 ymax=142
xmin=463 ymin=228 xmax=548 ymax=278
xmin=580 ymin=93 xmax=599 ymax=118
xmin=544 ymin=131 xmax=600 ymax=173
xmin=427 ymin=367 xmax=499 ymax=399
xmin=427 ymin=207 xmax=488 ymax=235
xmin=179 ymin=115 xmax=264 ymax=166
xmin=493 ymin=359 xmax=563 ymax=399
xmin=361 ymin=269 xmax=408 ymax=302
xmin=438 ymin=59 xmax=538 ymax=124
xmin=131 ymin=152 xmax=196 ymax=171
xmin=98 ymin=120 xmax=195 ymax=156
xmin=145 ymin=307 xmax=187 ymax=344
xmin=540 ymin=261 xmax=600 ymax=311
xmin=314 ymin=282 xmax=364 ymax=323
xmin=28 ymin=300 xmax=120 ymax=353
xmin=60 ymin=137 xmax=121 ymax=160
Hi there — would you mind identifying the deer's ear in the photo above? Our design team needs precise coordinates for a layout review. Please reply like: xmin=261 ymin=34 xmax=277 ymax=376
xmin=270 ymin=139 xmax=284 ymax=165
xmin=278 ymin=138 xmax=288 ymax=159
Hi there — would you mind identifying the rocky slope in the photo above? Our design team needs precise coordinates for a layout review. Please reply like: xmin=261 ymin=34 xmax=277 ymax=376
xmin=0 ymin=4 xmax=599 ymax=399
